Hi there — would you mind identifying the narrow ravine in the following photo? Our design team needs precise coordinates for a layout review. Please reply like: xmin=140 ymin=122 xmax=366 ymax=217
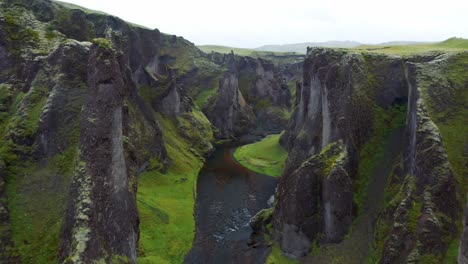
xmin=185 ymin=144 xmax=278 ymax=264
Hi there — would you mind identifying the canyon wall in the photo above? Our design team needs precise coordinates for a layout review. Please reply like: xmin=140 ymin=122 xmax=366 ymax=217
xmin=271 ymin=48 xmax=465 ymax=263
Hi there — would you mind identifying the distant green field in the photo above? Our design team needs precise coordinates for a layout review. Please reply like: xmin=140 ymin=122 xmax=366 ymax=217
xmin=200 ymin=38 xmax=468 ymax=58
xmin=198 ymin=45 xmax=261 ymax=56
xmin=353 ymin=37 xmax=468 ymax=55
xmin=198 ymin=45 xmax=305 ymax=64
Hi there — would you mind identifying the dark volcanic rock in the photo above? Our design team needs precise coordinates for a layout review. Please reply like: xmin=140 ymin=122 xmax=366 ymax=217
xmin=204 ymin=52 xmax=294 ymax=137
xmin=271 ymin=48 xmax=460 ymax=262
xmin=205 ymin=70 xmax=255 ymax=138
xmin=273 ymin=141 xmax=352 ymax=256
xmin=60 ymin=45 xmax=139 ymax=263
xmin=459 ymin=198 xmax=468 ymax=264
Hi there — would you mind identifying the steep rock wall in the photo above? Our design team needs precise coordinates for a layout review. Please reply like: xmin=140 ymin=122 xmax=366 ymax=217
xmin=272 ymin=48 xmax=461 ymax=263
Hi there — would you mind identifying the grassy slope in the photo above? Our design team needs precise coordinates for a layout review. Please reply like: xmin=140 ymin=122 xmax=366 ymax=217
xmin=233 ymin=134 xmax=287 ymax=177
xmin=1 ymin=106 xmax=78 ymax=264
xmin=137 ymin=112 xmax=210 ymax=263
xmin=161 ymin=40 xmax=224 ymax=110
xmin=353 ymin=37 xmax=468 ymax=55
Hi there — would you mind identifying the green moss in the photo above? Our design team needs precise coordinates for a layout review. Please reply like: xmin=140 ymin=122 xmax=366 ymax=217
xmin=354 ymin=104 xmax=407 ymax=213
xmin=368 ymin=214 xmax=392 ymax=263
xmin=91 ymin=38 xmax=113 ymax=50
xmin=320 ymin=141 xmax=346 ymax=175
xmin=176 ymin=110 xmax=214 ymax=155
xmin=3 ymin=6 xmax=40 ymax=57
xmin=266 ymin=244 xmax=299 ymax=264
xmin=137 ymin=113 xmax=206 ymax=263
xmin=408 ymin=200 xmax=422 ymax=233
xmin=420 ymin=53 xmax=468 ymax=190
xmin=44 ymin=24 xmax=58 ymax=40
xmin=194 ymin=85 xmax=217 ymax=108
xmin=310 ymin=241 xmax=321 ymax=256
xmin=443 ymin=239 xmax=460 ymax=263
xmin=7 ymin=146 xmax=78 ymax=263
xmin=418 ymin=254 xmax=442 ymax=264
xmin=233 ymin=134 xmax=288 ymax=177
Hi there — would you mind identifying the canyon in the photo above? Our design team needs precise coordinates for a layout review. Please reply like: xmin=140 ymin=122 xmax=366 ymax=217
xmin=0 ymin=0 xmax=467 ymax=263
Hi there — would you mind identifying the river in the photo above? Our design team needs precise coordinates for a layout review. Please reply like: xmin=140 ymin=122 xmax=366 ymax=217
xmin=184 ymin=144 xmax=278 ymax=264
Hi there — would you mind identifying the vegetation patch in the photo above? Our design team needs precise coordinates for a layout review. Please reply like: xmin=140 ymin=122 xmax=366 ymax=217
xmin=233 ymin=134 xmax=287 ymax=177
xmin=354 ymin=103 xmax=407 ymax=214
xmin=137 ymin=113 xmax=206 ymax=263
xmin=91 ymin=38 xmax=113 ymax=50
xmin=6 ymin=146 xmax=77 ymax=263
xmin=266 ymin=244 xmax=299 ymax=264
xmin=353 ymin=37 xmax=468 ymax=56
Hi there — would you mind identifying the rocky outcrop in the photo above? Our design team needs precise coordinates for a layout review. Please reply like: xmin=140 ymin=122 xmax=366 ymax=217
xmin=271 ymin=48 xmax=461 ymax=262
xmin=205 ymin=69 xmax=255 ymax=138
xmin=59 ymin=44 xmax=140 ymax=263
xmin=274 ymin=141 xmax=352 ymax=257
xmin=204 ymin=52 xmax=293 ymax=138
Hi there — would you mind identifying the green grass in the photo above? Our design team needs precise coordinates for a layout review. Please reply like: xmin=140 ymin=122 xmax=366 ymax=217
xmin=443 ymin=238 xmax=460 ymax=263
xmin=137 ymin=113 xmax=205 ymax=263
xmin=194 ymin=88 xmax=216 ymax=108
xmin=197 ymin=45 xmax=304 ymax=64
xmin=91 ymin=38 xmax=113 ymax=50
xmin=353 ymin=37 xmax=468 ymax=56
xmin=233 ymin=134 xmax=287 ymax=177
xmin=266 ymin=244 xmax=299 ymax=264
xmin=6 ymin=146 xmax=77 ymax=263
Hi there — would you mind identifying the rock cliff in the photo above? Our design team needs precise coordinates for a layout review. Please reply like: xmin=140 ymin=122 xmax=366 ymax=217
xmin=271 ymin=48 xmax=465 ymax=263
xmin=203 ymin=52 xmax=293 ymax=138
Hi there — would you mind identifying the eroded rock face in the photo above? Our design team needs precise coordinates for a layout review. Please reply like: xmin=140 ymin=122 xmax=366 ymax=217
xmin=272 ymin=48 xmax=461 ymax=262
xmin=204 ymin=52 xmax=293 ymax=137
xmin=60 ymin=45 xmax=139 ymax=263
xmin=382 ymin=63 xmax=458 ymax=263
xmin=205 ymin=70 xmax=255 ymax=138
xmin=274 ymin=141 xmax=351 ymax=256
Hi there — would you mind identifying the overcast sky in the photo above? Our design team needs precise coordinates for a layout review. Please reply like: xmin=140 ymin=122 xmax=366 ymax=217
xmin=60 ymin=0 xmax=468 ymax=48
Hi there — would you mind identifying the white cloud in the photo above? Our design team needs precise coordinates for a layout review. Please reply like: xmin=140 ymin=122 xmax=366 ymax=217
xmin=59 ymin=0 xmax=468 ymax=48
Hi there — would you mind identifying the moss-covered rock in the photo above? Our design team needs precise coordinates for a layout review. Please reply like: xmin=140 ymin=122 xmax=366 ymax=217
xmin=273 ymin=47 xmax=463 ymax=263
